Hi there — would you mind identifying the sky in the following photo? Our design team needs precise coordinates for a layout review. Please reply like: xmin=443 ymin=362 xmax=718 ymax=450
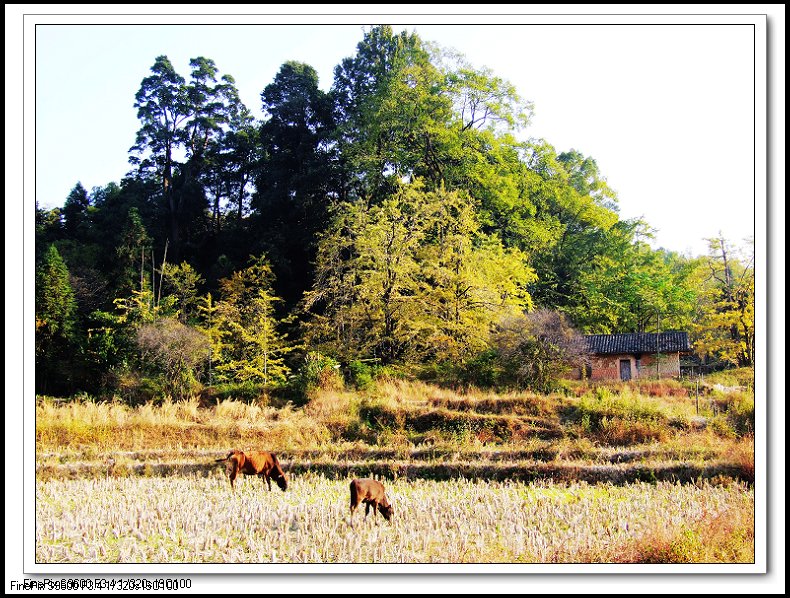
xmin=31 ymin=14 xmax=761 ymax=258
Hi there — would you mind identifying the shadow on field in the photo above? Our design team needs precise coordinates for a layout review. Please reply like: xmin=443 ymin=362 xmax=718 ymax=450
xmin=35 ymin=458 xmax=753 ymax=486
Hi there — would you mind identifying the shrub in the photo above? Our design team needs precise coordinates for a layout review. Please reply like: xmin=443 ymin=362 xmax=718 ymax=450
xmin=346 ymin=360 xmax=374 ymax=390
xmin=491 ymin=310 xmax=589 ymax=393
xmin=705 ymin=367 xmax=755 ymax=389
xmin=726 ymin=393 xmax=755 ymax=436
xmin=115 ymin=372 xmax=164 ymax=406
xmin=574 ymin=390 xmax=671 ymax=445
xmin=204 ymin=381 xmax=268 ymax=405
xmin=458 ymin=349 xmax=501 ymax=388
xmin=285 ymin=352 xmax=345 ymax=404
xmin=357 ymin=397 xmax=404 ymax=434
xmin=136 ymin=318 xmax=209 ymax=400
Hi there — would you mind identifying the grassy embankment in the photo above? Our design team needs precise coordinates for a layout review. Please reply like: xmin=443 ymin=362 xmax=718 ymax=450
xmin=36 ymin=370 xmax=755 ymax=486
xmin=35 ymin=369 xmax=755 ymax=563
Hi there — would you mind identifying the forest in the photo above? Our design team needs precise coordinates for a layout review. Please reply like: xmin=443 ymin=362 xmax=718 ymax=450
xmin=34 ymin=26 xmax=755 ymax=400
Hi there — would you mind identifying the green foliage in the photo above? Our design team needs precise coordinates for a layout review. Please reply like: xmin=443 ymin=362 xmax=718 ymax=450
xmin=35 ymin=245 xmax=78 ymax=394
xmin=692 ymin=237 xmax=755 ymax=367
xmin=160 ymin=261 xmax=204 ymax=323
xmin=113 ymin=289 xmax=178 ymax=327
xmin=115 ymin=373 xmax=165 ymax=406
xmin=130 ymin=55 xmax=249 ymax=260
xmin=36 ymin=29 xmax=731 ymax=399
xmin=725 ymin=393 xmax=755 ymax=436
xmin=298 ymin=352 xmax=344 ymax=392
xmin=80 ymin=309 xmax=136 ymax=393
xmin=254 ymin=61 xmax=335 ymax=308
xmin=35 ymin=202 xmax=64 ymax=262
xmin=574 ymin=390 xmax=670 ymax=445
xmin=36 ymin=245 xmax=77 ymax=340
xmin=61 ymin=182 xmax=91 ymax=239
xmin=333 ymin=25 xmax=450 ymax=200
xmin=208 ymin=255 xmax=294 ymax=385
xmin=205 ymin=381 xmax=267 ymax=404
xmin=704 ymin=367 xmax=754 ymax=389
xmin=286 ymin=352 xmax=345 ymax=405
xmin=346 ymin=360 xmax=375 ymax=390
xmin=492 ymin=310 xmax=588 ymax=393
xmin=458 ymin=349 xmax=502 ymax=388
xmin=114 ymin=207 xmax=151 ymax=298
xmin=304 ymin=181 xmax=535 ymax=364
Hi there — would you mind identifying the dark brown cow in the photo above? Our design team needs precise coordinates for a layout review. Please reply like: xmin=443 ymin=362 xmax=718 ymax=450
xmin=349 ymin=478 xmax=393 ymax=526
xmin=215 ymin=450 xmax=288 ymax=492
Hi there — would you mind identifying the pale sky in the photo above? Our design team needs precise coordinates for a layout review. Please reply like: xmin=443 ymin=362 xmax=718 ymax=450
xmin=31 ymin=15 xmax=760 ymax=257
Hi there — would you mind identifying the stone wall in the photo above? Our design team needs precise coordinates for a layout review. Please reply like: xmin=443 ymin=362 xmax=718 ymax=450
xmin=636 ymin=352 xmax=681 ymax=378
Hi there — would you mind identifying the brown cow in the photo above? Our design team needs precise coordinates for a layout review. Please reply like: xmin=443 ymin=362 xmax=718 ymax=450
xmin=215 ymin=450 xmax=288 ymax=492
xmin=349 ymin=478 xmax=393 ymax=526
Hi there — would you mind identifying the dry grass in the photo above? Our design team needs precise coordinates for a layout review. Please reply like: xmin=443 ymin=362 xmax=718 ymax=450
xmin=35 ymin=474 xmax=754 ymax=564
xmin=34 ymin=378 xmax=756 ymax=565
xmin=36 ymin=397 xmax=331 ymax=452
xmin=610 ymin=504 xmax=755 ymax=563
xmin=36 ymin=381 xmax=756 ymax=464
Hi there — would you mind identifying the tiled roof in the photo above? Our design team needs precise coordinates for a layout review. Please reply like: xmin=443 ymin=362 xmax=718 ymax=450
xmin=584 ymin=332 xmax=691 ymax=355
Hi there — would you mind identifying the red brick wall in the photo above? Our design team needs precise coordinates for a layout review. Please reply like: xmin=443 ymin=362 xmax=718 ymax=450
xmin=582 ymin=353 xmax=682 ymax=380
xmin=589 ymin=354 xmax=631 ymax=380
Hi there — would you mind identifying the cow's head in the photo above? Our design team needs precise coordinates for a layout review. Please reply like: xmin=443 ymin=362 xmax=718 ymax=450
xmin=378 ymin=503 xmax=393 ymax=521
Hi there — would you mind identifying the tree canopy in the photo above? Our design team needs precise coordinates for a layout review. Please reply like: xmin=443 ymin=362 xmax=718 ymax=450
xmin=34 ymin=27 xmax=751 ymax=398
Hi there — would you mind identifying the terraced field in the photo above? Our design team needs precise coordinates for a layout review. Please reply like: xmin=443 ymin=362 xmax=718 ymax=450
xmin=35 ymin=378 xmax=755 ymax=563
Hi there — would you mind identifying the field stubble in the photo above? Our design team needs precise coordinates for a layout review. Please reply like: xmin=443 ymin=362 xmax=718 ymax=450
xmin=35 ymin=473 xmax=753 ymax=564
xmin=35 ymin=379 xmax=755 ymax=564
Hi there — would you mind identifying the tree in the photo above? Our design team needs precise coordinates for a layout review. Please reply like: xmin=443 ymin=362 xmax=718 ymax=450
xmin=209 ymin=255 xmax=294 ymax=385
xmin=557 ymin=149 xmax=618 ymax=211
xmin=252 ymin=61 xmax=336 ymax=308
xmin=160 ymin=261 xmax=204 ymax=324
xmin=129 ymin=55 xmax=189 ymax=208
xmin=114 ymin=207 xmax=151 ymax=298
xmin=569 ymin=230 xmax=698 ymax=334
xmin=61 ymin=182 xmax=91 ymax=239
xmin=206 ymin=114 xmax=259 ymax=227
xmin=130 ymin=55 xmax=249 ymax=260
xmin=35 ymin=201 xmax=63 ymax=262
xmin=439 ymin=48 xmax=533 ymax=135
xmin=35 ymin=245 xmax=77 ymax=394
xmin=332 ymin=26 xmax=453 ymax=202
xmin=304 ymin=181 xmax=536 ymax=364
xmin=416 ymin=187 xmax=535 ymax=361
xmin=693 ymin=236 xmax=755 ymax=367
xmin=491 ymin=309 xmax=589 ymax=392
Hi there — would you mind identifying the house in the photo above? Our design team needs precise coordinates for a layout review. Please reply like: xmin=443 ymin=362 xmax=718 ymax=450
xmin=576 ymin=332 xmax=692 ymax=381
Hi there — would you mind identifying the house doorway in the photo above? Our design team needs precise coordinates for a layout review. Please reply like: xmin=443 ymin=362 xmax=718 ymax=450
xmin=619 ymin=359 xmax=632 ymax=381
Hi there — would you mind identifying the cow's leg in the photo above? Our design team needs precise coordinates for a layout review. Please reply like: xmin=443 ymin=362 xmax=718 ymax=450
xmin=350 ymin=486 xmax=359 ymax=528
xmin=264 ymin=473 xmax=272 ymax=491
xmin=372 ymin=500 xmax=379 ymax=526
xmin=228 ymin=459 xmax=238 ymax=492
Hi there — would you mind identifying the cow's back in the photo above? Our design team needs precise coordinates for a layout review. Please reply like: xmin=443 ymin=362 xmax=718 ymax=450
xmin=351 ymin=478 xmax=385 ymax=503
xmin=242 ymin=451 xmax=276 ymax=475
